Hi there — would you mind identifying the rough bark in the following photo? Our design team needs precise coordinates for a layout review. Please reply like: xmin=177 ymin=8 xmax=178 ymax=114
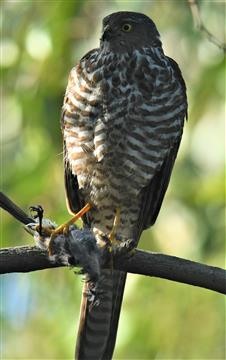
xmin=1 ymin=245 xmax=225 ymax=295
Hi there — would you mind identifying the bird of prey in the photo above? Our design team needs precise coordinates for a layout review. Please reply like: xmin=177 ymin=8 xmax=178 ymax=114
xmin=61 ymin=11 xmax=187 ymax=360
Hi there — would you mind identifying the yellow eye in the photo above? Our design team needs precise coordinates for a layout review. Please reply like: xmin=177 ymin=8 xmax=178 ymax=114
xmin=122 ymin=23 xmax=132 ymax=32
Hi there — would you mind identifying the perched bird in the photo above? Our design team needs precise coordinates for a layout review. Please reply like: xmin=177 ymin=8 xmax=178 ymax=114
xmin=61 ymin=11 xmax=187 ymax=360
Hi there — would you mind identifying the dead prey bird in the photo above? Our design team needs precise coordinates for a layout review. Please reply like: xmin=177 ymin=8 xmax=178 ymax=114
xmin=0 ymin=192 xmax=101 ymax=286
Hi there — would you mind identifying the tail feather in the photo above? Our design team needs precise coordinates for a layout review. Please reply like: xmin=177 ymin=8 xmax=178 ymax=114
xmin=76 ymin=269 xmax=113 ymax=360
xmin=75 ymin=269 xmax=127 ymax=360
xmin=102 ymin=271 xmax=127 ymax=360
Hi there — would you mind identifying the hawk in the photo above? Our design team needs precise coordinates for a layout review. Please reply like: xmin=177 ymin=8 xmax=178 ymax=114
xmin=61 ymin=11 xmax=187 ymax=360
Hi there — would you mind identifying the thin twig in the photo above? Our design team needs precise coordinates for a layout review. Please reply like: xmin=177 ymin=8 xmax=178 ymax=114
xmin=0 ymin=245 xmax=225 ymax=295
xmin=188 ymin=0 xmax=226 ymax=52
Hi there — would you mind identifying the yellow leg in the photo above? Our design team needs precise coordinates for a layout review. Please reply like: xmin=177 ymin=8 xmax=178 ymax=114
xmin=109 ymin=208 xmax=121 ymax=246
xmin=48 ymin=203 xmax=92 ymax=254
xmin=53 ymin=203 xmax=91 ymax=235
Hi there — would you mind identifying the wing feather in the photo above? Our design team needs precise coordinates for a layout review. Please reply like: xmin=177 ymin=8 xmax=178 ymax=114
xmin=136 ymin=57 xmax=187 ymax=236
xmin=64 ymin=144 xmax=90 ymax=227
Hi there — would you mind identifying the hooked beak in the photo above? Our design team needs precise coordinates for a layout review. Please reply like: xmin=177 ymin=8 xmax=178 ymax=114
xmin=100 ymin=24 xmax=113 ymax=42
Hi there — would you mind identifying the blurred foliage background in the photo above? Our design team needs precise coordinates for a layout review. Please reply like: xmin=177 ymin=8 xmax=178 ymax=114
xmin=0 ymin=0 xmax=225 ymax=359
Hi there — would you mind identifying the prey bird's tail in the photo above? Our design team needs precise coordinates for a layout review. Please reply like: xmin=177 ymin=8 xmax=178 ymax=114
xmin=75 ymin=269 xmax=127 ymax=360
xmin=0 ymin=191 xmax=34 ymax=225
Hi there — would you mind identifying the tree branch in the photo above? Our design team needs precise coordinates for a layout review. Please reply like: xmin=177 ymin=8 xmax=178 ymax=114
xmin=1 ymin=192 xmax=225 ymax=295
xmin=187 ymin=0 xmax=226 ymax=53
xmin=0 ymin=245 xmax=225 ymax=295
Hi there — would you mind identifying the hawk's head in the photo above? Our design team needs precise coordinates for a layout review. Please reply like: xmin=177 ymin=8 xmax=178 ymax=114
xmin=100 ymin=11 xmax=162 ymax=53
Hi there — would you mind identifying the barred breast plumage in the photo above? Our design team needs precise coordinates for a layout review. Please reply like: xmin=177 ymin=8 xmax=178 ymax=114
xmin=63 ymin=46 xmax=186 ymax=242
xmin=62 ymin=11 xmax=187 ymax=360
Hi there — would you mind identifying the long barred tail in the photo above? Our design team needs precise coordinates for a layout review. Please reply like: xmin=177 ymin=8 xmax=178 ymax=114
xmin=75 ymin=269 xmax=127 ymax=360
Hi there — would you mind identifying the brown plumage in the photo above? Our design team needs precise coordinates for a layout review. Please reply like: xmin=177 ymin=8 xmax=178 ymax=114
xmin=61 ymin=11 xmax=187 ymax=360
